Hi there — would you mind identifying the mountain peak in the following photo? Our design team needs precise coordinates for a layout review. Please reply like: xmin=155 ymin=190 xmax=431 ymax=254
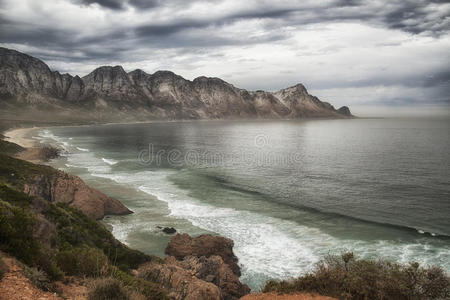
xmin=89 ymin=65 xmax=126 ymax=75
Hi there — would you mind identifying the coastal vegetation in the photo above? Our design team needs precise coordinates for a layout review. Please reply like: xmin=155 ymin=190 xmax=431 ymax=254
xmin=263 ymin=252 xmax=450 ymax=300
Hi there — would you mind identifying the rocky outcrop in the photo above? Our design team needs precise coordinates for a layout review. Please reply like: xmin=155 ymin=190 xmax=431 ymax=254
xmin=161 ymin=234 xmax=250 ymax=300
xmin=0 ymin=47 xmax=353 ymax=119
xmin=23 ymin=170 xmax=132 ymax=219
xmin=178 ymin=255 xmax=250 ymax=300
xmin=166 ymin=233 xmax=241 ymax=276
xmin=137 ymin=257 xmax=222 ymax=300
xmin=337 ymin=106 xmax=352 ymax=117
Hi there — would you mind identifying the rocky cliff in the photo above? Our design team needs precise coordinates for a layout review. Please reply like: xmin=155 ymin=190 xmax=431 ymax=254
xmin=138 ymin=233 xmax=250 ymax=300
xmin=0 ymin=151 xmax=131 ymax=220
xmin=23 ymin=170 xmax=132 ymax=220
xmin=0 ymin=47 xmax=352 ymax=120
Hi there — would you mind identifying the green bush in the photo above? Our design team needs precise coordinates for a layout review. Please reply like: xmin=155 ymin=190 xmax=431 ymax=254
xmin=45 ymin=202 xmax=154 ymax=271
xmin=87 ymin=277 xmax=131 ymax=300
xmin=0 ymin=200 xmax=40 ymax=265
xmin=21 ymin=265 xmax=52 ymax=291
xmin=56 ymin=245 xmax=109 ymax=277
xmin=0 ymin=199 xmax=63 ymax=281
xmin=111 ymin=267 xmax=168 ymax=300
xmin=0 ymin=184 xmax=32 ymax=207
xmin=37 ymin=254 xmax=64 ymax=281
xmin=263 ymin=252 xmax=450 ymax=300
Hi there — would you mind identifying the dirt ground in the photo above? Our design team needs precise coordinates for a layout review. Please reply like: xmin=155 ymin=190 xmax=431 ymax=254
xmin=0 ymin=254 xmax=87 ymax=300
xmin=0 ymin=256 xmax=61 ymax=300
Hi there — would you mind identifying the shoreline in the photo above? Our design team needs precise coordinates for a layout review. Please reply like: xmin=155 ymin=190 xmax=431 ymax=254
xmin=3 ymin=127 xmax=41 ymax=148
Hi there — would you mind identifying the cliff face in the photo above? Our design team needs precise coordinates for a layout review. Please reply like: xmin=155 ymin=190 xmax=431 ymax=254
xmin=23 ymin=170 xmax=132 ymax=220
xmin=0 ymin=47 xmax=352 ymax=119
xmin=0 ymin=151 xmax=131 ymax=220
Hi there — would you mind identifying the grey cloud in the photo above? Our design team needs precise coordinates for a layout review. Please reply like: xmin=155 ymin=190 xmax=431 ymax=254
xmin=74 ymin=0 xmax=124 ymax=10
xmin=75 ymin=0 xmax=450 ymax=35
xmin=308 ymin=70 xmax=450 ymax=90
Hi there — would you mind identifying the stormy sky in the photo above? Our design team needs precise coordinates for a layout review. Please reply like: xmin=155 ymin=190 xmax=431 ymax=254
xmin=1 ymin=0 xmax=449 ymax=116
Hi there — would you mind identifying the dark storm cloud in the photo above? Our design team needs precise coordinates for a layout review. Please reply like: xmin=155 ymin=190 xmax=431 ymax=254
xmin=382 ymin=1 xmax=450 ymax=35
xmin=72 ymin=0 xmax=450 ymax=35
xmin=1 ymin=0 xmax=448 ymax=56
xmin=74 ymin=0 xmax=124 ymax=10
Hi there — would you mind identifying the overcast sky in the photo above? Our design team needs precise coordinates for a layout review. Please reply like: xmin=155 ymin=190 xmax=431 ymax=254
xmin=1 ymin=0 xmax=449 ymax=116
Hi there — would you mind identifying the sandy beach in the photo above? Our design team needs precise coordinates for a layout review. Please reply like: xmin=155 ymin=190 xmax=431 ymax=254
xmin=3 ymin=127 xmax=40 ymax=148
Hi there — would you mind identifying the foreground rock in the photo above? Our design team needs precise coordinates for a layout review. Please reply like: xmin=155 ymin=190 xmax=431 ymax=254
xmin=160 ymin=234 xmax=250 ymax=300
xmin=166 ymin=233 xmax=241 ymax=276
xmin=137 ymin=257 xmax=221 ymax=300
xmin=23 ymin=169 xmax=132 ymax=220
xmin=179 ymin=255 xmax=250 ymax=300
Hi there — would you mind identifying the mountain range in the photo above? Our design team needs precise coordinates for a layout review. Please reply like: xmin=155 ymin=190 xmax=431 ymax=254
xmin=0 ymin=47 xmax=352 ymax=120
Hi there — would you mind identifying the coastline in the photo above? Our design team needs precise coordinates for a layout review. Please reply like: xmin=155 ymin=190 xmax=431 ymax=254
xmin=3 ymin=127 xmax=40 ymax=148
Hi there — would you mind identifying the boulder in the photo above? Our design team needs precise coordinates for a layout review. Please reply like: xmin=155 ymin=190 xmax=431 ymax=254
xmin=166 ymin=234 xmax=241 ymax=276
xmin=137 ymin=258 xmax=221 ymax=300
xmin=162 ymin=227 xmax=177 ymax=234
xmin=179 ymin=255 xmax=250 ymax=300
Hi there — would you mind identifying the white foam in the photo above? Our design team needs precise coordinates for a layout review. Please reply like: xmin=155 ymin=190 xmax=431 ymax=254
xmin=102 ymin=158 xmax=118 ymax=165
xmin=37 ymin=129 xmax=118 ymax=175
xmin=67 ymin=152 xmax=111 ymax=174
xmin=128 ymin=170 xmax=450 ymax=289
xmin=37 ymin=130 xmax=71 ymax=150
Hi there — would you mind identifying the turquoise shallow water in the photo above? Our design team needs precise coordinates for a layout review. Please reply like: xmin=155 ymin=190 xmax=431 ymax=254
xmin=36 ymin=118 xmax=450 ymax=290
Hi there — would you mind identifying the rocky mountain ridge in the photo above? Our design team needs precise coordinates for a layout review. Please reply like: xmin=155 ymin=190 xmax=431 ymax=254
xmin=0 ymin=47 xmax=352 ymax=120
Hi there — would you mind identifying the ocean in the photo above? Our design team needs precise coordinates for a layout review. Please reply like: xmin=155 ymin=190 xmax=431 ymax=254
xmin=34 ymin=118 xmax=450 ymax=290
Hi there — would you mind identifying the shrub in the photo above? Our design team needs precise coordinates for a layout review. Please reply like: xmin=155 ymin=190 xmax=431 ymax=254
xmin=263 ymin=252 xmax=450 ymax=300
xmin=21 ymin=265 xmax=52 ymax=291
xmin=0 ymin=184 xmax=32 ymax=207
xmin=0 ymin=198 xmax=63 ymax=281
xmin=87 ymin=277 xmax=130 ymax=300
xmin=37 ymin=254 xmax=64 ymax=281
xmin=45 ymin=202 xmax=154 ymax=271
xmin=0 ymin=200 xmax=40 ymax=265
xmin=111 ymin=267 xmax=168 ymax=300
xmin=56 ymin=245 xmax=109 ymax=277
